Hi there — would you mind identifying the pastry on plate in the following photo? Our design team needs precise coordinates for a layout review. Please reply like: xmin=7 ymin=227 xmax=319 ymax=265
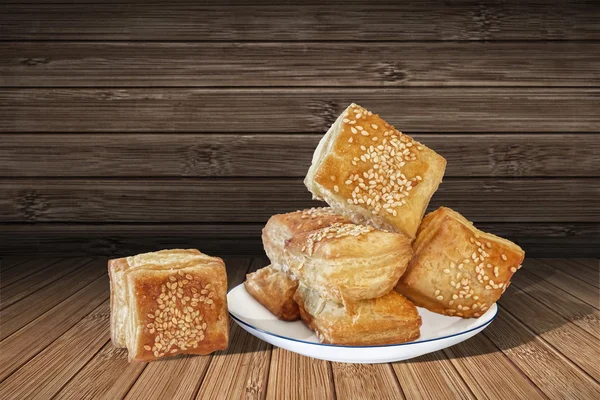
xmin=294 ymin=283 xmax=421 ymax=346
xmin=248 ymin=207 xmax=350 ymax=321
xmin=395 ymin=207 xmax=525 ymax=318
xmin=304 ymin=103 xmax=446 ymax=239
xmin=109 ymin=249 xmax=228 ymax=361
xmin=262 ymin=207 xmax=350 ymax=270
xmin=283 ymin=222 xmax=413 ymax=304
xmin=244 ymin=264 xmax=299 ymax=321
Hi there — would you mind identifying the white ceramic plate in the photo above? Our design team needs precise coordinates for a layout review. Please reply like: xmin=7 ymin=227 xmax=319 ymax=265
xmin=228 ymin=284 xmax=497 ymax=364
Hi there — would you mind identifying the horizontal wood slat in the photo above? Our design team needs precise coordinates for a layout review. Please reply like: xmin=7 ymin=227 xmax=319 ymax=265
xmin=2 ymin=89 xmax=598 ymax=133
xmin=0 ymin=223 xmax=598 ymax=258
xmin=2 ymin=133 xmax=598 ymax=178
xmin=2 ymin=42 xmax=598 ymax=87
xmin=1 ymin=1 xmax=598 ymax=41
xmin=0 ymin=179 xmax=597 ymax=223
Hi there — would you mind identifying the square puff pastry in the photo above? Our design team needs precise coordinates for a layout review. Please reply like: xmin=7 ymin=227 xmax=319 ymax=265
xmin=108 ymin=249 xmax=228 ymax=361
xmin=283 ymin=223 xmax=413 ymax=304
xmin=244 ymin=265 xmax=299 ymax=321
xmin=395 ymin=207 xmax=525 ymax=318
xmin=294 ymin=283 xmax=421 ymax=346
xmin=262 ymin=207 xmax=351 ymax=271
xmin=304 ymin=103 xmax=446 ymax=239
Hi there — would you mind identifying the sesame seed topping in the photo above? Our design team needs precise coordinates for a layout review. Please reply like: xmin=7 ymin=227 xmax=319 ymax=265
xmin=436 ymin=295 xmax=444 ymax=301
xmin=443 ymin=268 xmax=450 ymax=274
xmin=501 ymin=254 xmax=507 ymax=261
xmin=510 ymin=267 xmax=517 ymax=273
xmin=334 ymin=185 xmax=339 ymax=193
xmin=371 ymin=124 xmax=378 ymax=129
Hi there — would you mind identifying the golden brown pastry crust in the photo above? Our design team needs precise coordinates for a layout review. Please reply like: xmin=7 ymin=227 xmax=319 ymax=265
xmin=244 ymin=265 xmax=299 ymax=321
xmin=283 ymin=223 xmax=413 ymax=304
xmin=304 ymin=103 xmax=446 ymax=239
xmin=395 ymin=207 xmax=525 ymax=318
xmin=294 ymin=284 xmax=421 ymax=346
xmin=262 ymin=207 xmax=350 ymax=270
xmin=108 ymin=249 xmax=228 ymax=361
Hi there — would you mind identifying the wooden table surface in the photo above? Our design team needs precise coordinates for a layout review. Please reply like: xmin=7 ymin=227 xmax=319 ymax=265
xmin=0 ymin=256 xmax=598 ymax=399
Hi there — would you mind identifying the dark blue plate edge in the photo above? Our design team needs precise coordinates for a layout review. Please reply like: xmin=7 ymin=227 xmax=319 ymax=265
xmin=228 ymin=305 xmax=497 ymax=349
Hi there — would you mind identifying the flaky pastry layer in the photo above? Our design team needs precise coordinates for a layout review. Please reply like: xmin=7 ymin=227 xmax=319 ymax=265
xmin=295 ymin=284 xmax=421 ymax=346
xmin=395 ymin=207 xmax=525 ymax=318
xmin=304 ymin=103 xmax=446 ymax=239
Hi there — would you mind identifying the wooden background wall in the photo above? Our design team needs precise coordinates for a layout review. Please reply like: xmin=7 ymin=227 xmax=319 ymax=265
xmin=1 ymin=1 xmax=599 ymax=257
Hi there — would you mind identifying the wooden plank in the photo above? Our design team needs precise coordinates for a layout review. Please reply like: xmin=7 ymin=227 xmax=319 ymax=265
xmin=331 ymin=363 xmax=404 ymax=399
xmin=537 ymin=258 xmax=599 ymax=288
xmin=510 ymin=269 xmax=600 ymax=338
xmin=2 ymin=88 xmax=598 ymax=133
xmin=444 ymin=334 xmax=545 ymax=399
xmin=523 ymin=259 xmax=599 ymax=309
xmin=0 ymin=257 xmax=28 ymax=270
xmin=0 ymin=178 xmax=597 ymax=223
xmin=266 ymin=349 xmax=335 ymax=400
xmin=196 ymin=257 xmax=271 ymax=400
xmin=1 ymin=223 xmax=597 ymax=258
xmin=54 ymin=343 xmax=146 ymax=400
xmin=498 ymin=283 xmax=600 ymax=381
xmin=0 ymin=274 xmax=108 ymax=381
xmin=391 ymin=352 xmax=475 ymax=399
xmin=124 ymin=258 xmax=252 ymax=400
xmin=1 ymin=258 xmax=106 ymax=340
xmin=1 ymin=1 xmax=598 ymax=40
xmin=2 ymin=42 xmax=599 ymax=87
xmin=0 ymin=257 xmax=93 ymax=309
xmin=0 ymin=301 xmax=110 ymax=399
xmin=570 ymin=258 xmax=600 ymax=270
xmin=483 ymin=311 xmax=600 ymax=399
xmin=1 ymin=257 xmax=63 ymax=288
xmin=2 ymin=133 xmax=598 ymax=178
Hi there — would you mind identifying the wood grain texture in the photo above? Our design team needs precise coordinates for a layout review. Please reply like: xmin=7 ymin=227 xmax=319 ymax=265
xmin=391 ymin=353 xmax=475 ymax=400
xmin=0 ymin=257 xmax=93 ymax=309
xmin=1 ymin=1 xmax=598 ymax=41
xmin=570 ymin=259 xmax=600 ymax=270
xmin=0 ymin=258 xmax=104 ymax=340
xmin=2 ymin=42 xmax=599 ymax=87
xmin=537 ymin=258 xmax=599 ymax=287
xmin=331 ymin=363 xmax=404 ymax=399
xmin=1 ymin=178 xmax=597 ymax=223
xmin=510 ymin=269 xmax=600 ymax=338
xmin=125 ymin=258 xmax=251 ymax=400
xmin=0 ymin=274 xmax=108 ymax=381
xmin=0 ymin=257 xmax=28 ymax=269
xmin=54 ymin=343 xmax=146 ymax=400
xmin=196 ymin=258 xmax=271 ymax=400
xmin=0 ymin=301 xmax=110 ymax=400
xmin=498 ymin=283 xmax=600 ymax=381
xmin=444 ymin=334 xmax=545 ymax=399
xmin=483 ymin=311 xmax=600 ymax=399
xmin=0 ymin=258 xmax=62 ymax=288
xmin=523 ymin=259 xmax=599 ymax=308
xmin=2 ymin=133 xmax=598 ymax=178
xmin=2 ymin=88 xmax=598 ymax=133
xmin=266 ymin=348 xmax=335 ymax=400
xmin=1 ymin=223 xmax=598 ymax=258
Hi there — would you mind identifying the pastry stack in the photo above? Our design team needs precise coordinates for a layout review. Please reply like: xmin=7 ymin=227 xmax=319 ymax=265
xmin=245 ymin=103 xmax=525 ymax=345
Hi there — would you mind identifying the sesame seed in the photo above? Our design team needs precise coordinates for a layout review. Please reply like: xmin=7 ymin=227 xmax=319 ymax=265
xmin=443 ymin=268 xmax=450 ymax=273
xmin=510 ymin=267 xmax=517 ymax=273
xmin=436 ymin=295 xmax=444 ymax=301
xmin=371 ymin=124 xmax=378 ymax=129
xmin=501 ymin=254 xmax=507 ymax=261
xmin=334 ymin=185 xmax=339 ymax=192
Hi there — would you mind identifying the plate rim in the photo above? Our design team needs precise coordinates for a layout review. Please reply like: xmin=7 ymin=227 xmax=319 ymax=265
xmin=228 ymin=284 xmax=498 ymax=349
